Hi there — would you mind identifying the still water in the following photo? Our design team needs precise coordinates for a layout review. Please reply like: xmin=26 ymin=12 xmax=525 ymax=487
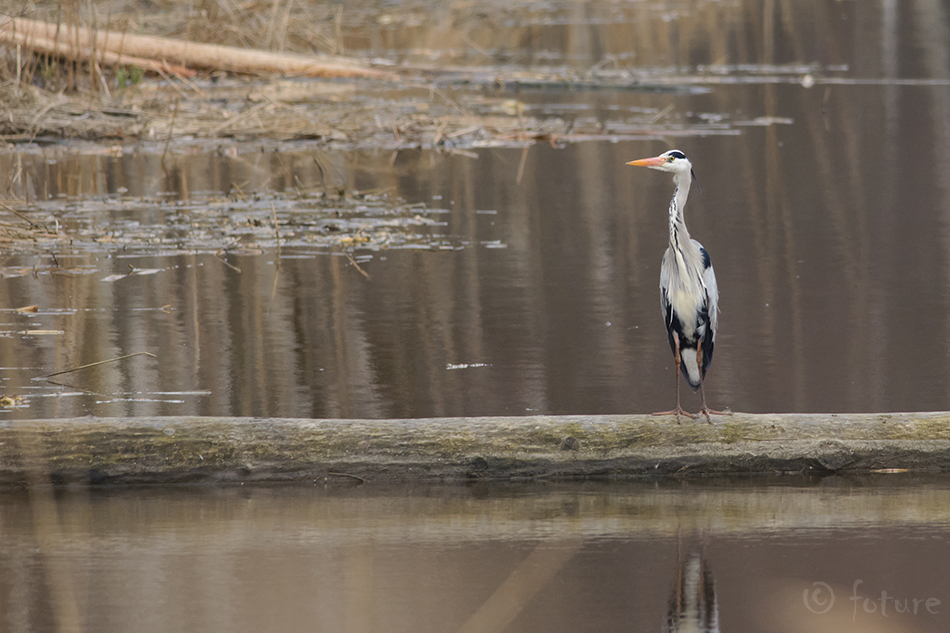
xmin=3 ymin=1 xmax=950 ymax=418
xmin=2 ymin=3 xmax=950 ymax=632
xmin=3 ymin=478 xmax=950 ymax=633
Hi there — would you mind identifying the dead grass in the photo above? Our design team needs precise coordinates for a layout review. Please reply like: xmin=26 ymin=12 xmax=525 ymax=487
xmin=1 ymin=1 xmax=344 ymax=56
xmin=0 ymin=74 xmax=563 ymax=151
xmin=0 ymin=0 xmax=355 ymax=138
xmin=0 ymin=1 xmax=564 ymax=148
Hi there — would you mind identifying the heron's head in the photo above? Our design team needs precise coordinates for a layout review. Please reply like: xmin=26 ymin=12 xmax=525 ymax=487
xmin=626 ymin=149 xmax=700 ymax=190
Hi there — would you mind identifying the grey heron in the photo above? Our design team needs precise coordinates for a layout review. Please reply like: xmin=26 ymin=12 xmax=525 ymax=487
xmin=627 ymin=149 xmax=725 ymax=423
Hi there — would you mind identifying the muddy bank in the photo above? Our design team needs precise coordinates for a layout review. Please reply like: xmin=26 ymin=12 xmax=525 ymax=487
xmin=2 ymin=413 xmax=950 ymax=485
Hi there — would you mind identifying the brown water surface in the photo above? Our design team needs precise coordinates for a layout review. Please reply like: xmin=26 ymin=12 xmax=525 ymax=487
xmin=2 ymin=478 xmax=949 ymax=633
xmin=2 ymin=2 xmax=950 ymax=632
xmin=0 ymin=0 xmax=948 ymax=419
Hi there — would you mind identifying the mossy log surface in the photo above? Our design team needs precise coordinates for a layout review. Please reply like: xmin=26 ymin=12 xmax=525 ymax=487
xmin=3 ymin=412 xmax=950 ymax=484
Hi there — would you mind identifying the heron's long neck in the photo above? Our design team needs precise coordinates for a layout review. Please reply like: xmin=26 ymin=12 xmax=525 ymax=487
xmin=668 ymin=173 xmax=692 ymax=250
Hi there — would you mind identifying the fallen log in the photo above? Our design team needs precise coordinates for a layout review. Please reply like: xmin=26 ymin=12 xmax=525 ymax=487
xmin=3 ymin=412 xmax=950 ymax=485
xmin=0 ymin=28 xmax=196 ymax=77
xmin=0 ymin=16 xmax=395 ymax=79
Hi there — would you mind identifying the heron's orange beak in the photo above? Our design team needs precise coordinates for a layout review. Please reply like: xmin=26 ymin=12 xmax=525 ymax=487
xmin=626 ymin=156 xmax=666 ymax=167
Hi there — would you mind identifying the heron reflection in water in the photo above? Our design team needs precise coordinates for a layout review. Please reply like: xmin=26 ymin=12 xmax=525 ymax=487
xmin=663 ymin=547 xmax=719 ymax=633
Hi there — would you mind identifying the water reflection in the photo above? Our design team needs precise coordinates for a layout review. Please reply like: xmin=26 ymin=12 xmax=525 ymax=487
xmin=665 ymin=546 xmax=719 ymax=633
xmin=455 ymin=538 xmax=584 ymax=633
xmin=2 ymin=478 xmax=949 ymax=633
xmin=3 ymin=0 xmax=950 ymax=417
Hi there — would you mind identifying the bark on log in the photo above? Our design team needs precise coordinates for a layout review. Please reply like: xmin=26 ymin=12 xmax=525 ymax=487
xmin=0 ymin=16 xmax=395 ymax=79
xmin=3 ymin=412 xmax=950 ymax=485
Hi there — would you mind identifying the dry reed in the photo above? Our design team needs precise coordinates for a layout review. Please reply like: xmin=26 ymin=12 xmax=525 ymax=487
xmin=0 ymin=1 xmax=567 ymax=149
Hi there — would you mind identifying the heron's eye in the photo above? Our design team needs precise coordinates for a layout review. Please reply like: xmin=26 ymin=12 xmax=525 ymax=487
xmin=667 ymin=156 xmax=675 ymax=162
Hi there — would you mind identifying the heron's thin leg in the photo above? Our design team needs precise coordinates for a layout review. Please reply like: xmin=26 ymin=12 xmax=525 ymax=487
xmin=697 ymin=385 xmax=731 ymax=423
xmin=653 ymin=336 xmax=695 ymax=422
xmin=698 ymin=384 xmax=712 ymax=424
xmin=673 ymin=358 xmax=681 ymax=423
xmin=695 ymin=347 xmax=730 ymax=423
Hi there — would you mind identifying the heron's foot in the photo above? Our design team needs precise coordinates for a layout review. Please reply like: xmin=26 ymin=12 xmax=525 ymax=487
xmin=697 ymin=407 xmax=732 ymax=425
xmin=652 ymin=407 xmax=696 ymax=423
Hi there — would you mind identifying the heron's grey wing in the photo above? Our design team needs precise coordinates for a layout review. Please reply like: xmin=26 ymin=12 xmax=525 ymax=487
xmin=697 ymin=244 xmax=719 ymax=340
xmin=659 ymin=248 xmax=674 ymax=329
xmin=658 ymin=248 xmax=680 ymax=360
xmin=697 ymin=243 xmax=718 ymax=376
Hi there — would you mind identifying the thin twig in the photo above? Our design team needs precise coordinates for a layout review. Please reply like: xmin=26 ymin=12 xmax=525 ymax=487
xmin=271 ymin=202 xmax=281 ymax=262
xmin=649 ymin=103 xmax=675 ymax=125
xmin=334 ymin=5 xmax=344 ymax=55
xmin=161 ymin=97 xmax=180 ymax=168
xmin=516 ymin=146 xmax=529 ymax=185
xmin=327 ymin=471 xmax=365 ymax=483
xmin=207 ymin=100 xmax=270 ymax=137
xmin=343 ymin=250 xmax=370 ymax=279
xmin=41 ymin=351 xmax=157 ymax=379
xmin=230 ymin=181 xmax=248 ymax=200
xmin=152 ymin=64 xmax=188 ymax=99
xmin=254 ymin=88 xmax=323 ymax=129
xmin=432 ymin=119 xmax=448 ymax=146
xmin=214 ymin=250 xmax=243 ymax=273
xmin=459 ymin=31 xmax=490 ymax=59
xmin=0 ymin=200 xmax=45 ymax=230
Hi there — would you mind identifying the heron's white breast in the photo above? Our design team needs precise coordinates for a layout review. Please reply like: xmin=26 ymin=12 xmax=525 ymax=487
xmin=670 ymin=286 xmax=704 ymax=335
xmin=668 ymin=248 xmax=706 ymax=336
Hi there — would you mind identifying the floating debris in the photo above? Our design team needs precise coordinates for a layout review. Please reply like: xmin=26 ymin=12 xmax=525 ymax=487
xmin=0 ymin=187 xmax=471 ymax=255
xmin=0 ymin=395 xmax=20 ymax=408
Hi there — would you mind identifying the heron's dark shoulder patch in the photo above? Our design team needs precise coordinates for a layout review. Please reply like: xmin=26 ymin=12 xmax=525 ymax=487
xmin=699 ymin=246 xmax=712 ymax=270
